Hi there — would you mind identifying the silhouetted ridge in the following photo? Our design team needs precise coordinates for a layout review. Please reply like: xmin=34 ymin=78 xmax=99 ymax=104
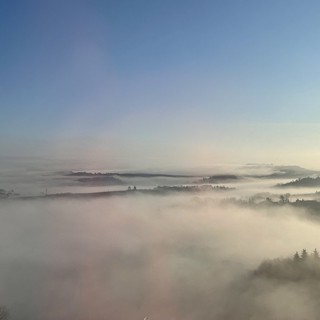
xmin=201 ymin=175 xmax=240 ymax=183
xmin=276 ymin=176 xmax=320 ymax=188
xmin=66 ymin=171 xmax=195 ymax=178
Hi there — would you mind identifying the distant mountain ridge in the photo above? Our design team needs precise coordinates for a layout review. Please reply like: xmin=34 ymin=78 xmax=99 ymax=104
xmin=248 ymin=165 xmax=320 ymax=179
xmin=66 ymin=171 xmax=195 ymax=178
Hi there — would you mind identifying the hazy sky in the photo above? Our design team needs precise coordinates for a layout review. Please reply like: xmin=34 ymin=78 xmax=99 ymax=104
xmin=2 ymin=0 xmax=320 ymax=169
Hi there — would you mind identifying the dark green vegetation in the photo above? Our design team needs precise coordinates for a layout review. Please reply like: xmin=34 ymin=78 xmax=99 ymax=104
xmin=253 ymin=249 xmax=320 ymax=281
xmin=200 ymin=175 xmax=240 ymax=183
xmin=227 ymin=195 xmax=320 ymax=216
xmin=276 ymin=176 xmax=320 ymax=188
xmin=0 ymin=184 xmax=234 ymax=201
xmin=222 ymin=250 xmax=320 ymax=320
xmin=66 ymin=171 xmax=197 ymax=186
xmin=154 ymin=185 xmax=234 ymax=193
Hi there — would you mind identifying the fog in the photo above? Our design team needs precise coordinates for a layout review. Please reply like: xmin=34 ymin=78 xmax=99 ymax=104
xmin=1 ymin=193 xmax=320 ymax=319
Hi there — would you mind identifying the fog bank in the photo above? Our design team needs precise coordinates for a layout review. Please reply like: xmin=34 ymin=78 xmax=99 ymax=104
xmin=0 ymin=194 xmax=320 ymax=319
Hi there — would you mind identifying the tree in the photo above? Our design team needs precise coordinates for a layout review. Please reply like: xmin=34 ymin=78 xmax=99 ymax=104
xmin=293 ymin=251 xmax=300 ymax=262
xmin=301 ymin=249 xmax=308 ymax=260
xmin=313 ymin=248 xmax=320 ymax=260
xmin=280 ymin=193 xmax=290 ymax=203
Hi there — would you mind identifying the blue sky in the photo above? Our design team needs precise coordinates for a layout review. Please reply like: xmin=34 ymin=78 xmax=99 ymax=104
xmin=2 ymin=0 xmax=320 ymax=169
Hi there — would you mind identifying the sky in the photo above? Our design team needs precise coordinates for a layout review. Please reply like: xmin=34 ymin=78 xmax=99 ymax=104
xmin=1 ymin=0 xmax=320 ymax=170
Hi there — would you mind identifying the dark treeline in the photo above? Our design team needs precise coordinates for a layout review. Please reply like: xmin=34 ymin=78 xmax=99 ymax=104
xmin=66 ymin=171 xmax=195 ymax=178
xmin=222 ymin=249 xmax=320 ymax=320
xmin=253 ymin=249 xmax=320 ymax=281
xmin=276 ymin=176 xmax=320 ymax=188
xmin=226 ymin=195 xmax=320 ymax=217
xmin=200 ymin=175 xmax=240 ymax=183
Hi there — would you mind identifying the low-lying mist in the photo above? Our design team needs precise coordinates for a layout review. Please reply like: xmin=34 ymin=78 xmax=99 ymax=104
xmin=1 ymin=194 xmax=320 ymax=319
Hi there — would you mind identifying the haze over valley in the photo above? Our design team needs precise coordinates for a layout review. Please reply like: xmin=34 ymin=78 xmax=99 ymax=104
xmin=2 ymin=162 xmax=320 ymax=319
xmin=2 ymin=0 xmax=320 ymax=319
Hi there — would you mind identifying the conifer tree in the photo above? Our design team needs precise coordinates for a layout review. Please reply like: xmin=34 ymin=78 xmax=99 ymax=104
xmin=301 ymin=249 xmax=308 ymax=260
xmin=313 ymin=248 xmax=320 ymax=260
xmin=293 ymin=251 xmax=300 ymax=262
